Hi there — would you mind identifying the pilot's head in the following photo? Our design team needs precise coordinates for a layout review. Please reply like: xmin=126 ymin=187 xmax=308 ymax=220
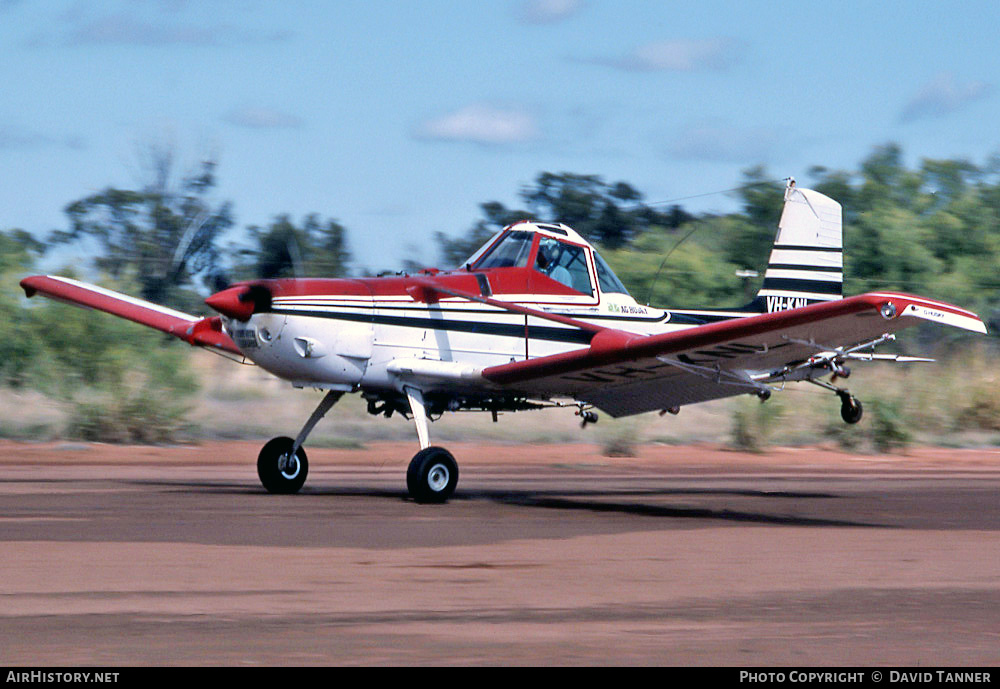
xmin=536 ymin=245 xmax=551 ymax=269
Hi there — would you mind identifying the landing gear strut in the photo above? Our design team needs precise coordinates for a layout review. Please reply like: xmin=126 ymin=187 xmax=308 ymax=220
xmin=809 ymin=379 xmax=863 ymax=425
xmin=257 ymin=386 xmax=462 ymax=503
xmin=257 ymin=390 xmax=343 ymax=494
xmin=404 ymin=386 xmax=459 ymax=503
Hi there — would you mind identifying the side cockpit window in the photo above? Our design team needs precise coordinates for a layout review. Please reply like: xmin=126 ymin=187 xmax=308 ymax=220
xmin=535 ymin=237 xmax=594 ymax=296
xmin=474 ymin=230 xmax=535 ymax=269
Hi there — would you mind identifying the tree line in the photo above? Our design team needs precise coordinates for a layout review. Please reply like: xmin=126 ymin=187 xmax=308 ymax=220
xmin=10 ymin=141 xmax=1000 ymax=320
xmin=4 ymin=141 xmax=998 ymax=441
xmin=438 ymin=144 xmax=1000 ymax=331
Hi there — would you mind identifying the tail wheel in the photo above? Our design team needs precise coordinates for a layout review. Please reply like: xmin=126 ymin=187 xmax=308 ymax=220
xmin=407 ymin=447 xmax=458 ymax=504
xmin=840 ymin=395 xmax=863 ymax=425
xmin=257 ymin=436 xmax=309 ymax=494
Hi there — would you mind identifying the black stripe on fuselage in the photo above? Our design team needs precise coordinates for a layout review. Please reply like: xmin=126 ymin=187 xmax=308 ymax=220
xmin=272 ymin=300 xmax=684 ymax=324
xmin=759 ymin=277 xmax=842 ymax=295
xmin=772 ymin=244 xmax=842 ymax=252
xmin=766 ymin=263 xmax=843 ymax=273
xmin=669 ymin=311 xmax=746 ymax=323
xmin=269 ymin=307 xmax=597 ymax=345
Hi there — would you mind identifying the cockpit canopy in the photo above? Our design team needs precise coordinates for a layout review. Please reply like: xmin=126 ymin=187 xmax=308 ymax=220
xmin=464 ymin=222 xmax=630 ymax=297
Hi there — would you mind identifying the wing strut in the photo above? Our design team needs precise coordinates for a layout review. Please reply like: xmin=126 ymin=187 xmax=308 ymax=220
xmin=407 ymin=277 xmax=607 ymax=335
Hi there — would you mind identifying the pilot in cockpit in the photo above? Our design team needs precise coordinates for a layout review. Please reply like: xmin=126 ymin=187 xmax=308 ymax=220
xmin=534 ymin=239 xmax=574 ymax=289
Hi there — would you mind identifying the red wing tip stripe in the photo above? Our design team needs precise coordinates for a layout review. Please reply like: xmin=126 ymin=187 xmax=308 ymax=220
xmin=867 ymin=292 xmax=981 ymax=319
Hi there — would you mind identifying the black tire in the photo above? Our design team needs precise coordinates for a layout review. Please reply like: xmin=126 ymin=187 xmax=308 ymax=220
xmin=257 ymin=436 xmax=308 ymax=494
xmin=406 ymin=446 xmax=458 ymax=504
xmin=840 ymin=396 xmax=863 ymax=425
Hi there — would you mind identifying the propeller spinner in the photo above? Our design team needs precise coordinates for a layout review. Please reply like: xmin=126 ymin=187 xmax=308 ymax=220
xmin=205 ymin=284 xmax=272 ymax=321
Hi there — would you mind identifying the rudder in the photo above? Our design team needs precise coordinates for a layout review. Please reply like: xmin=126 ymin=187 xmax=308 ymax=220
xmin=745 ymin=180 xmax=843 ymax=313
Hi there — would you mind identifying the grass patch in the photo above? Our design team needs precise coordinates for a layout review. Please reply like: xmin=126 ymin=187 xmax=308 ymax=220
xmin=66 ymin=387 xmax=197 ymax=444
xmin=0 ymin=421 xmax=58 ymax=442
xmin=5 ymin=343 xmax=999 ymax=449
xmin=595 ymin=418 xmax=641 ymax=457
xmin=730 ymin=396 xmax=784 ymax=452
xmin=868 ymin=397 xmax=912 ymax=453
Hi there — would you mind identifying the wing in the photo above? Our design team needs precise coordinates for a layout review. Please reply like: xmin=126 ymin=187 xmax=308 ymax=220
xmin=481 ymin=292 xmax=986 ymax=417
xmin=20 ymin=275 xmax=241 ymax=355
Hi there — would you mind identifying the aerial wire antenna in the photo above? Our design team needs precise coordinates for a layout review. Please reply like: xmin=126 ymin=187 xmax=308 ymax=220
xmin=287 ymin=235 xmax=305 ymax=279
xmin=643 ymin=222 xmax=702 ymax=306
xmin=641 ymin=178 xmax=786 ymax=306
xmin=638 ymin=178 xmax=783 ymax=210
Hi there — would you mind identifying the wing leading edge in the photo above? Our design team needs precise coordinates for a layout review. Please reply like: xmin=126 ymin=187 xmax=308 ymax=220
xmin=481 ymin=292 xmax=985 ymax=417
xmin=20 ymin=275 xmax=241 ymax=355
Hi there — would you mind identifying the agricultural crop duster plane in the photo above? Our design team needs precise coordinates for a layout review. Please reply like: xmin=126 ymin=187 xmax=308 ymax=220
xmin=21 ymin=180 xmax=986 ymax=503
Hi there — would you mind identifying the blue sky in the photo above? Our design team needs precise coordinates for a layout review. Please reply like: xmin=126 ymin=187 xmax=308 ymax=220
xmin=3 ymin=0 xmax=1000 ymax=274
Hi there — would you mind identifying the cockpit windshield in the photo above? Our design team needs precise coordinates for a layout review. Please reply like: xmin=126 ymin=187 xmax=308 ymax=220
xmin=473 ymin=230 xmax=534 ymax=269
xmin=593 ymin=251 xmax=630 ymax=296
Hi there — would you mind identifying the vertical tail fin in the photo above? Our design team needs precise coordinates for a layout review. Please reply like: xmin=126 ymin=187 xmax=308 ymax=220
xmin=745 ymin=180 xmax=843 ymax=313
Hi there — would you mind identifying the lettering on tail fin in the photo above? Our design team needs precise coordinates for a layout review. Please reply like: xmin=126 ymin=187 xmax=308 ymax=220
xmin=766 ymin=296 xmax=809 ymax=312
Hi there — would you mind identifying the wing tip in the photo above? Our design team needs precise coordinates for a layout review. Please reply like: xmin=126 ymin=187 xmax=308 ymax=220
xmin=19 ymin=274 xmax=45 ymax=298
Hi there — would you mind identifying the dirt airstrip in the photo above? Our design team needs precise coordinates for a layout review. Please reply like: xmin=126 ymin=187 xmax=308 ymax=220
xmin=1 ymin=440 xmax=999 ymax=666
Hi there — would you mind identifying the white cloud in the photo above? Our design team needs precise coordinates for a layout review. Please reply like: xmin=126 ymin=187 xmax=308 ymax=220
xmin=899 ymin=73 xmax=993 ymax=123
xmin=593 ymin=38 xmax=742 ymax=72
xmin=224 ymin=106 xmax=303 ymax=130
xmin=63 ymin=11 xmax=291 ymax=46
xmin=518 ymin=0 xmax=584 ymax=24
xmin=668 ymin=121 xmax=780 ymax=163
xmin=0 ymin=125 xmax=49 ymax=149
xmin=0 ymin=124 xmax=84 ymax=150
xmin=415 ymin=104 xmax=540 ymax=145
xmin=70 ymin=14 xmax=213 ymax=45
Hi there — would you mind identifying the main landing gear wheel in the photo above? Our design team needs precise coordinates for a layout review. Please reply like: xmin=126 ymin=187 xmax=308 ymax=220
xmin=257 ymin=436 xmax=309 ymax=494
xmin=407 ymin=446 xmax=459 ymax=504
xmin=839 ymin=393 xmax=863 ymax=425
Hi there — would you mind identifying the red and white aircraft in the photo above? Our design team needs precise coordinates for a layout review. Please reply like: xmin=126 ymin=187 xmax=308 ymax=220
xmin=21 ymin=181 xmax=986 ymax=502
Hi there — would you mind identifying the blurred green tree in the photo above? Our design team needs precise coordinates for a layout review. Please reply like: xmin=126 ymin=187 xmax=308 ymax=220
xmin=0 ymin=230 xmax=46 ymax=387
xmin=235 ymin=213 xmax=352 ymax=279
xmin=48 ymin=144 xmax=233 ymax=309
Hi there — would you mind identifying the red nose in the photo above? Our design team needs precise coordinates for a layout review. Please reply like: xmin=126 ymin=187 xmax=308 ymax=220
xmin=205 ymin=286 xmax=255 ymax=321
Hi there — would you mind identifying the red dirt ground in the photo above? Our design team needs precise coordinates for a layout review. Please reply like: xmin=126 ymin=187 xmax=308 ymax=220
xmin=2 ymin=441 xmax=999 ymax=666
